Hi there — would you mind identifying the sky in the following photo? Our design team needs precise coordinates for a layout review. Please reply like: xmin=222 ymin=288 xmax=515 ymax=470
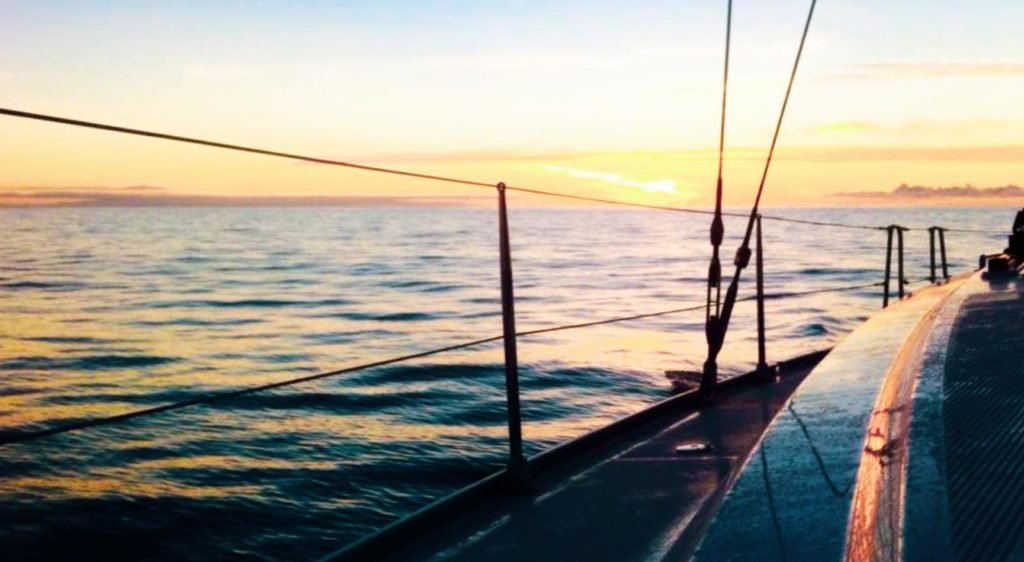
xmin=2 ymin=0 xmax=1023 ymax=207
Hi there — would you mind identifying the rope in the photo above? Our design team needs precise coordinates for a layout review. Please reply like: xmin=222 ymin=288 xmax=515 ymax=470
xmin=760 ymin=445 xmax=791 ymax=561
xmin=760 ymin=215 xmax=883 ymax=231
xmin=932 ymin=226 xmax=1004 ymax=235
xmin=0 ymin=281 xmax=883 ymax=448
xmin=787 ymin=402 xmax=853 ymax=497
xmin=516 ymin=304 xmax=706 ymax=337
xmin=499 ymin=186 xmax=716 ymax=214
xmin=0 ymin=107 xmax=1003 ymax=235
xmin=749 ymin=0 xmax=817 ymax=220
xmin=759 ymin=281 xmax=882 ymax=300
xmin=0 ymin=334 xmax=505 ymax=447
xmin=0 ymin=108 xmax=495 ymax=189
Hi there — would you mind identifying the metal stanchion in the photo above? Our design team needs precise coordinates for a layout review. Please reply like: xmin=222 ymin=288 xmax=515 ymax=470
xmin=928 ymin=227 xmax=938 ymax=283
xmin=755 ymin=215 xmax=775 ymax=382
xmin=883 ymin=226 xmax=894 ymax=308
xmin=496 ymin=182 xmax=528 ymax=486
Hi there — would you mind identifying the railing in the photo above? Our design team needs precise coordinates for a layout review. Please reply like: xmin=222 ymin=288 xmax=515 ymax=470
xmin=0 ymin=106 xmax=1007 ymax=542
xmin=0 ymin=109 xmax=1000 ymax=436
xmin=880 ymin=224 xmax=956 ymax=309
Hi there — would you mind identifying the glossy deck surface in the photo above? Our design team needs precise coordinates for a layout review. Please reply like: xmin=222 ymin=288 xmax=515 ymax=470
xmin=696 ymin=267 xmax=1024 ymax=562
xmin=329 ymin=267 xmax=1024 ymax=562
xmin=327 ymin=356 xmax=824 ymax=562
xmin=694 ymin=276 xmax=968 ymax=562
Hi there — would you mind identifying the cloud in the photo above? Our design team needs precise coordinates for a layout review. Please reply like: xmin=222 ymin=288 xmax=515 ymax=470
xmin=543 ymin=165 xmax=680 ymax=195
xmin=776 ymin=145 xmax=1024 ymax=163
xmin=835 ymin=61 xmax=1024 ymax=80
xmin=353 ymin=149 xmax=612 ymax=164
xmin=362 ymin=144 xmax=1024 ymax=166
xmin=837 ymin=183 xmax=1024 ymax=199
xmin=810 ymin=119 xmax=1014 ymax=138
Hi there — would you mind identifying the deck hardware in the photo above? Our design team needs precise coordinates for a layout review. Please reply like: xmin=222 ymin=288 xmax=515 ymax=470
xmin=938 ymin=227 xmax=949 ymax=279
xmin=896 ymin=226 xmax=906 ymax=299
xmin=929 ymin=228 xmax=938 ymax=283
xmin=883 ymin=226 xmax=894 ymax=307
xmin=929 ymin=227 xmax=950 ymax=282
xmin=676 ymin=442 xmax=714 ymax=454
xmin=882 ymin=225 xmax=908 ymax=307
xmin=1009 ymin=207 xmax=1024 ymax=258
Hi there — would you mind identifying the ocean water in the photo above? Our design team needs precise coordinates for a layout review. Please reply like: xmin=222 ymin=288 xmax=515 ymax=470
xmin=0 ymin=205 xmax=1011 ymax=561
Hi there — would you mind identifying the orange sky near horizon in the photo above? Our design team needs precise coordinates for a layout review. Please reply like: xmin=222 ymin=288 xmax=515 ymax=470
xmin=4 ymin=137 xmax=1024 ymax=208
xmin=2 ymin=1 xmax=1023 ymax=207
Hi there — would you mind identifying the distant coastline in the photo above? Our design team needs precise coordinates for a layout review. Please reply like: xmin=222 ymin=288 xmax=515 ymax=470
xmin=5 ymin=183 xmax=1024 ymax=208
xmin=837 ymin=183 xmax=1024 ymax=200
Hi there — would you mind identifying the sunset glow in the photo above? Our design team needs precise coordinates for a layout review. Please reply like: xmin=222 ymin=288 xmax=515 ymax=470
xmin=2 ymin=0 xmax=1023 ymax=206
xmin=6 ymin=4 xmax=1024 ymax=560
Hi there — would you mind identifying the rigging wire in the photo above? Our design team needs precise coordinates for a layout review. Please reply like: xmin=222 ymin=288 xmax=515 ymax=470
xmin=706 ymin=0 xmax=733 ymax=339
xmin=0 ymin=107 xmax=1001 ymax=235
xmin=749 ymin=0 xmax=818 ymax=224
xmin=0 ymin=108 xmax=495 ymax=189
xmin=0 ymin=281 xmax=882 ymax=448
xmin=787 ymin=402 xmax=853 ymax=497
xmin=702 ymin=0 xmax=819 ymax=391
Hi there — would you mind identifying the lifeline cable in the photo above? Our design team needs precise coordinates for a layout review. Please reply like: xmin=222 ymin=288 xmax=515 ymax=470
xmin=0 ymin=107 xmax=999 ymax=234
xmin=0 ymin=281 xmax=882 ymax=447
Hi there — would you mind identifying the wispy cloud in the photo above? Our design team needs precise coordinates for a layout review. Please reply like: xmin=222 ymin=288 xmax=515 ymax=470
xmin=811 ymin=119 xmax=1013 ymax=137
xmin=364 ymin=145 xmax=1024 ymax=166
xmin=775 ymin=145 xmax=1024 ymax=163
xmin=543 ymin=165 xmax=680 ymax=195
xmin=836 ymin=61 xmax=1024 ymax=80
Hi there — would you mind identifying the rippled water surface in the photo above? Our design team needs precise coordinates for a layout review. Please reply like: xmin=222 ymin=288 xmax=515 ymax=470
xmin=0 ymin=206 xmax=1011 ymax=560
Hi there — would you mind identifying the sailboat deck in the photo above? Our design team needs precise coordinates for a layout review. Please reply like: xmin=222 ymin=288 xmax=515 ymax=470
xmin=933 ymin=274 xmax=1024 ymax=561
xmin=695 ymin=267 xmax=1024 ymax=562
xmin=326 ymin=267 xmax=1024 ymax=562
xmin=325 ymin=354 xmax=824 ymax=562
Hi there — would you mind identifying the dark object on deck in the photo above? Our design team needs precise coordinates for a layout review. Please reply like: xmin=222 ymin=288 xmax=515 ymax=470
xmin=982 ymin=209 xmax=1024 ymax=277
xmin=987 ymin=255 xmax=1012 ymax=274
xmin=1007 ymin=207 xmax=1024 ymax=258
xmin=676 ymin=442 xmax=714 ymax=454
xmin=665 ymin=370 xmax=704 ymax=394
